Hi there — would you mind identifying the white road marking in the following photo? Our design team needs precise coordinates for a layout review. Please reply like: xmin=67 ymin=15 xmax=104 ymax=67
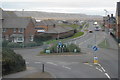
xmin=62 ymin=66 xmax=71 ymax=70
xmin=46 ymin=62 xmax=58 ymax=66
xmin=79 ymin=36 xmax=94 ymax=46
xmin=105 ymin=73 xmax=111 ymax=79
xmin=34 ymin=62 xmax=41 ymax=64
xmin=101 ymin=67 xmax=106 ymax=72
xmin=97 ymin=64 xmax=111 ymax=79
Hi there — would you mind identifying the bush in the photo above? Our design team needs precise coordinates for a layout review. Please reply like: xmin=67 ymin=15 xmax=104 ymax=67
xmin=43 ymin=43 xmax=80 ymax=53
xmin=66 ymin=43 xmax=81 ymax=52
xmin=7 ymin=42 xmax=21 ymax=48
xmin=2 ymin=48 xmax=26 ymax=75
xmin=34 ymin=34 xmax=53 ymax=43
xmin=2 ymin=40 xmax=9 ymax=47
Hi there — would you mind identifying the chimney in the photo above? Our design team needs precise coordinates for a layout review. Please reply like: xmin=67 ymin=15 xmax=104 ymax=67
xmin=111 ymin=14 xmax=113 ymax=17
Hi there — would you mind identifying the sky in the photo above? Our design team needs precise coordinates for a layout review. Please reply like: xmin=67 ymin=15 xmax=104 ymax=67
xmin=0 ymin=0 xmax=120 ymax=16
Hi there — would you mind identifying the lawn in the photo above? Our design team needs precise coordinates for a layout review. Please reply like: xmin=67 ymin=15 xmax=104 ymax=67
xmin=71 ymin=32 xmax=84 ymax=38
xmin=59 ymin=24 xmax=80 ymax=29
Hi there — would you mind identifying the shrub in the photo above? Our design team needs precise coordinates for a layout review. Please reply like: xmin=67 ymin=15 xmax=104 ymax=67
xmin=7 ymin=42 xmax=21 ymax=48
xmin=66 ymin=43 xmax=81 ymax=52
xmin=2 ymin=48 xmax=26 ymax=75
xmin=2 ymin=40 xmax=9 ymax=47
xmin=34 ymin=34 xmax=52 ymax=43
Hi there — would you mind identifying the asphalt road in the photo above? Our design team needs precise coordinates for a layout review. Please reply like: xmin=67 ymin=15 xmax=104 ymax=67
xmin=3 ymin=22 xmax=118 ymax=79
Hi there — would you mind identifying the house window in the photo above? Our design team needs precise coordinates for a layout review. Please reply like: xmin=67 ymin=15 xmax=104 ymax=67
xmin=18 ymin=28 xmax=24 ymax=33
xmin=13 ymin=28 xmax=17 ymax=32
xmin=29 ymin=35 xmax=34 ymax=41
xmin=3 ymin=28 xmax=7 ymax=32
xmin=18 ymin=37 xmax=23 ymax=41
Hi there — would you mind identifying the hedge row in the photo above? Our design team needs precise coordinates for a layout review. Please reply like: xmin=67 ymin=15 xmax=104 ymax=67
xmin=2 ymin=47 xmax=26 ymax=75
xmin=2 ymin=41 xmax=43 ymax=48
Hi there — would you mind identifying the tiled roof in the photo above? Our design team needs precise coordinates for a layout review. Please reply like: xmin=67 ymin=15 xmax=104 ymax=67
xmin=3 ymin=17 xmax=31 ymax=28
xmin=35 ymin=19 xmax=58 ymax=26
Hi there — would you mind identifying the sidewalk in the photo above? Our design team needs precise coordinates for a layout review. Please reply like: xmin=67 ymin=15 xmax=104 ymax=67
xmin=106 ymin=33 xmax=118 ymax=50
xmin=3 ymin=67 xmax=53 ymax=78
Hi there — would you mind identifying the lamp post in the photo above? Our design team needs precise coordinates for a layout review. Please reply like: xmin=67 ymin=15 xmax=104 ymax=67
xmin=93 ymin=22 xmax=98 ymax=64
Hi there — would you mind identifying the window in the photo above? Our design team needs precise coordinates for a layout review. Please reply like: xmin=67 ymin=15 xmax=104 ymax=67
xmin=3 ymin=28 xmax=7 ymax=32
xmin=13 ymin=28 xmax=17 ymax=32
xmin=18 ymin=28 xmax=24 ymax=33
xmin=18 ymin=37 xmax=23 ymax=41
xmin=29 ymin=35 xmax=34 ymax=41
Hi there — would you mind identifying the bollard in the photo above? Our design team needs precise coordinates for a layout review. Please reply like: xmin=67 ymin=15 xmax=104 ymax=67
xmin=94 ymin=56 xmax=98 ymax=64
xmin=42 ymin=64 xmax=44 ymax=72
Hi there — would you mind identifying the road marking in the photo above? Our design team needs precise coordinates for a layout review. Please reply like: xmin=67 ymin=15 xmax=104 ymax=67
xmin=46 ymin=62 xmax=58 ymax=66
xmin=79 ymin=36 xmax=94 ymax=46
xmin=95 ymin=67 xmax=103 ymax=72
xmin=101 ymin=67 xmax=106 ymax=72
xmin=105 ymin=73 xmax=111 ymax=79
xmin=97 ymin=64 xmax=111 ymax=79
xmin=62 ymin=66 xmax=71 ymax=70
xmin=34 ymin=62 xmax=41 ymax=64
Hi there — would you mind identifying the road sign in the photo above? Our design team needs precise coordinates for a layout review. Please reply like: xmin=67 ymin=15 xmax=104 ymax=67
xmin=58 ymin=41 xmax=62 ymax=46
xmin=92 ymin=46 xmax=98 ymax=51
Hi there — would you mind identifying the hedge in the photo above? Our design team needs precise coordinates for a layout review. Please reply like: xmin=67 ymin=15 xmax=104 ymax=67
xmin=2 ymin=47 xmax=26 ymax=75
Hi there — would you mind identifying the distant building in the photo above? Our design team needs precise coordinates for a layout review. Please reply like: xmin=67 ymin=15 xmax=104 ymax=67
xmin=35 ymin=19 xmax=75 ymax=39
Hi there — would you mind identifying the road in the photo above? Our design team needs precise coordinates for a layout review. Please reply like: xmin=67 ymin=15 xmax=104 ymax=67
xmin=3 ymin=22 xmax=118 ymax=79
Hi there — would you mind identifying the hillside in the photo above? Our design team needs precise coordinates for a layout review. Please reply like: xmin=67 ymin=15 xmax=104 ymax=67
xmin=11 ymin=11 xmax=102 ymax=20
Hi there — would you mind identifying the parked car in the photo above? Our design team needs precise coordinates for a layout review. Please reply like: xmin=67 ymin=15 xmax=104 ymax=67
xmin=89 ymin=30 xmax=93 ymax=33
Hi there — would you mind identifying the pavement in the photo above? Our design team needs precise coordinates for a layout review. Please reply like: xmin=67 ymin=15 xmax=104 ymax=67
xmin=2 ymin=21 xmax=118 ymax=79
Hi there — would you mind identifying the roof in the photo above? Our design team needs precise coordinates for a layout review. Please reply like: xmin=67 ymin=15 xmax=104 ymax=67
xmin=3 ymin=17 xmax=31 ymax=28
xmin=35 ymin=19 xmax=58 ymax=26
xmin=10 ymin=34 xmax=24 ymax=37
xmin=2 ymin=11 xmax=18 ymax=18
xmin=45 ymin=26 xmax=74 ymax=33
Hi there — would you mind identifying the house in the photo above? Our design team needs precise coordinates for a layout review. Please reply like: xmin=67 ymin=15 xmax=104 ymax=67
xmin=116 ymin=2 xmax=120 ymax=42
xmin=35 ymin=19 xmax=75 ymax=39
xmin=2 ymin=9 xmax=36 ymax=43
xmin=103 ymin=14 xmax=116 ymax=34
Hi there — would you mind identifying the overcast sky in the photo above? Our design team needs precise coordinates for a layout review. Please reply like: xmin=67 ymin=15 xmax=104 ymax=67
xmin=0 ymin=0 xmax=119 ymax=16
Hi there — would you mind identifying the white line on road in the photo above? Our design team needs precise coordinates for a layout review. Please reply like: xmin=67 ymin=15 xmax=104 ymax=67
xmin=95 ymin=67 xmax=103 ymax=72
xmin=62 ymin=66 xmax=71 ymax=70
xmin=34 ymin=62 xmax=42 ymax=64
xmin=101 ymin=67 xmax=106 ymax=72
xmin=105 ymin=73 xmax=111 ymax=79
xmin=46 ymin=62 xmax=58 ymax=66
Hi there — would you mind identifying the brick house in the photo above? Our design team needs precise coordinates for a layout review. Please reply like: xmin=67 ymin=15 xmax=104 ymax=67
xmin=35 ymin=19 xmax=75 ymax=39
xmin=2 ymin=9 xmax=36 ymax=43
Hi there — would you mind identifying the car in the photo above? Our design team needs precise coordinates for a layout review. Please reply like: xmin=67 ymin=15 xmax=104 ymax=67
xmin=89 ymin=30 xmax=93 ymax=33
xmin=94 ymin=27 xmax=99 ymax=31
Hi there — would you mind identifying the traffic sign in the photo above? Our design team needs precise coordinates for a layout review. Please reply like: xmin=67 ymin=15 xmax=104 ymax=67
xmin=92 ymin=46 xmax=98 ymax=51
xmin=58 ymin=41 xmax=62 ymax=46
